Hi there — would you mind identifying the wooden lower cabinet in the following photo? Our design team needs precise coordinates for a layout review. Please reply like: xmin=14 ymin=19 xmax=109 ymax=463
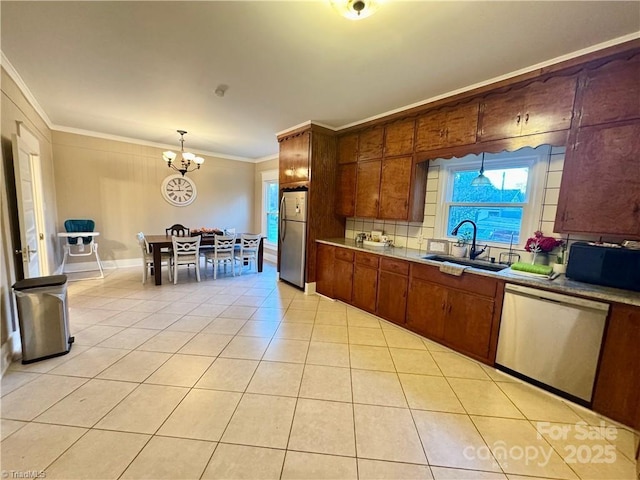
xmin=406 ymin=277 xmax=447 ymax=339
xmin=377 ymin=270 xmax=408 ymax=326
xmin=444 ymin=290 xmax=495 ymax=359
xmin=333 ymin=252 xmax=354 ymax=303
xmin=319 ymin=245 xmax=501 ymax=364
xmin=352 ymin=264 xmax=378 ymax=313
xmin=592 ymin=303 xmax=640 ymax=430
xmin=406 ymin=263 xmax=500 ymax=363
xmin=316 ymin=244 xmax=335 ymax=298
xmin=352 ymin=252 xmax=380 ymax=313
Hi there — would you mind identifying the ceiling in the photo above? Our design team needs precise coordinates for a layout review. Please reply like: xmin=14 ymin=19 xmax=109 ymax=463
xmin=2 ymin=1 xmax=639 ymax=161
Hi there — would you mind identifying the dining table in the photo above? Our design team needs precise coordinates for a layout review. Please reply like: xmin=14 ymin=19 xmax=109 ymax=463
xmin=145 ymin=234 xmax=265 ymax=285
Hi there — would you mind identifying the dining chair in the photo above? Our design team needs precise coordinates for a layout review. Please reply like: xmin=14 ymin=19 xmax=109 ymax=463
xmin=204 ymin=234 xmax=236 ymax=279
xmin=137 ymin=232 xmax=173 ymax=284
xmin=172 ymin=236 xmax=201 ymax=284
xmin=166 ymin=224 xmax=190 ymax=236
xmin=235 ymin=234 xmax=261 ymax=274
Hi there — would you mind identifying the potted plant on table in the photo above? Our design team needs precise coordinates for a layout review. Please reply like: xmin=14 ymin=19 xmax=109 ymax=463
xmin=451 ymin=231 xmax=472 ymax=258
xmin=524 ymin=231 xmax=564 ymax=265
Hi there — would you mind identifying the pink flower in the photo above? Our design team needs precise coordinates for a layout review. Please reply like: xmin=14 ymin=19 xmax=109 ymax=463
xmin=524 ymin=232 xmax=563 ymax=253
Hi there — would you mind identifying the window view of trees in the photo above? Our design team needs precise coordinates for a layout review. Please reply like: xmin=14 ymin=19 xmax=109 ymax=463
xmin=265 ymin=181 xmax=279 ymax=244
xmin=447 ymin=168 xmax=529 ymax=244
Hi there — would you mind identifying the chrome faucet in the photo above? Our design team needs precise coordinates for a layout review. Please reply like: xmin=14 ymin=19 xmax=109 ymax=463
xmin=451 ymin=220 xmax=486 ymax=260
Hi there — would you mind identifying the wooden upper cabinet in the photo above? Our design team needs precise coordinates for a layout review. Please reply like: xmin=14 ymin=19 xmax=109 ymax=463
xmin=479 ymin=75 xmax=577 ymax=141
xmin=278 ymin=132 xmax=310 ymax=185
xmin=355 ymin=160 xmax=381 ymax=218
xmin=384 ymin=119 xmax=415 ymax=157
xmin=520 ymin=76 xmax=577 ymax=136
xmin=379 ymin=156 xmax=412 ymax=220
xmin=555 ymin=121 xmax=640 ymax=237
xmin=358 ymin=127 xmax=384 ymax=161
xmin=336 ymin=163 xmax=357 ymax=217
xmin=579 ymin=54 xmax=640 ymax=128
xmin=337 ymin=133 xmax=358 ymax=164
xmin=416 ymin=102 xmax=479 ymax=151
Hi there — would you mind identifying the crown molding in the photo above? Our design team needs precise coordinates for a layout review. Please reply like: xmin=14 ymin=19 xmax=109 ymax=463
xmin=52 ymin=125 xmax=257 ymax=163
xmin=336 ymin=31 xmax=640 ymax=130
xmin=1 ymin=51 xmax=53 ymax=128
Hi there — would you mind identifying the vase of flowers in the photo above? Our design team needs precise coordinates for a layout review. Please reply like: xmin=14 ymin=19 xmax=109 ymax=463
xmin=524 ymin=231 xmax=563 ymax=265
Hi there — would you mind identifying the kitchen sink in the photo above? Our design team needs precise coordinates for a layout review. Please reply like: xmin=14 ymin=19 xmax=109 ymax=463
xmin=422 ymin=255 xmax=509 ymax=272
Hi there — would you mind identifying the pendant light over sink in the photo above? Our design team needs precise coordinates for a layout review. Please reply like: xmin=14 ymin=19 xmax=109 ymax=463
xmin=471 ymin=153 xmax=492 ymax=187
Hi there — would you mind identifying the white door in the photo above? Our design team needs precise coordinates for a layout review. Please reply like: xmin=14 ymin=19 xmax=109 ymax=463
xmin=11 ymin=125 xmax=43 ymax=278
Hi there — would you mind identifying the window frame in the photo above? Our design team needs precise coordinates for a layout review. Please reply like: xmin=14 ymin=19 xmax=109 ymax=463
xmin=261 ymin=170 xmax=279 ymax=249
xmin=435 ymin=148 xmax=548 ymax=249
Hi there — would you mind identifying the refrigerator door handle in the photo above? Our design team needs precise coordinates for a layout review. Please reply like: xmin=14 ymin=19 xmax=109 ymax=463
xmin=279 ymin=195 xmax=286 ymax=242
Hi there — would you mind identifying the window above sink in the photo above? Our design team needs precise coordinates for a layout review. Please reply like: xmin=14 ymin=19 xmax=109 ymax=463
xmin=433 ymin=147 xmax=548 ymax=250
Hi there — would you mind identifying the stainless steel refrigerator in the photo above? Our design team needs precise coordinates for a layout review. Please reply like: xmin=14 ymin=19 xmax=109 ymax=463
xmin=279 ymin=189 xmax=307 ymax=288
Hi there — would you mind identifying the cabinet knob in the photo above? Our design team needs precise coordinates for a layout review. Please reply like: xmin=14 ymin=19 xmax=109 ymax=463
xmin=516 ymin=114 xmax=521 ymax=125
xmin=524 ymin=113 xmax=530 ymax=124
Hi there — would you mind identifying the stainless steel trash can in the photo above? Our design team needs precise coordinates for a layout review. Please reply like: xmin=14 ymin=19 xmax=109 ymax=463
xmin=12 ymin=275 xmax=74 ymax=364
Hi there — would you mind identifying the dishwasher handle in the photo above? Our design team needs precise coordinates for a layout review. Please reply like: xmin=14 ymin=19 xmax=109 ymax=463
xmin=504 ymin=283 xmax=610 ymax=312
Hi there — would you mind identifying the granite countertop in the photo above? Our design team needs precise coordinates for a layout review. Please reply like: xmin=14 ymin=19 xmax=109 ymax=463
xmin=317 ymin=237 xmax=640 ymax=307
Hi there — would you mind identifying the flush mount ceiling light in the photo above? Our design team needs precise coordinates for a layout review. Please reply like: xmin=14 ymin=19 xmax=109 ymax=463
xmin=471 ymin=153 xmax=493 ymax=187
xmin=331 ymin=0 xmax=380 ymax=20
xmin=162 ymin=130 xmax=204 ymax=177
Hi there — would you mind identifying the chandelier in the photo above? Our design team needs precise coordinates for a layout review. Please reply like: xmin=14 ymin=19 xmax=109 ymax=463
xmin=162 ymin=130 xmax=204 ymax=176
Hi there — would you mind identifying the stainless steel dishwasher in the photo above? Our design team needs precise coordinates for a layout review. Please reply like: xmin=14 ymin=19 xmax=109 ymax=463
xmin=495 ymin=284 xmax=609 ymax=405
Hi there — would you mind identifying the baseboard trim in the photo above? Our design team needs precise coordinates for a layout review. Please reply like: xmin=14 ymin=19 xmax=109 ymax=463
xmin=1 ymin=332 xmax=21 ymax=376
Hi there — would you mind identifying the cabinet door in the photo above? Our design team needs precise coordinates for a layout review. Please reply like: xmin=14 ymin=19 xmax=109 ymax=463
xmin=580 ymin=55 xmax=640 ymax=127
xmin=521 ymin=75 xmax=577 ymax=136
xmin=378 ymin=156 xmax=412 ymax=220
xmin=555 ymin=122 xmax=640 ymax=236
xmin=377 ymin=271 xmax=408 ymax=325
xmin=279 ymin=133 xmax=310 ymax=185
xmin=355 ymin=160 xmax=381 ymax=218
xmin=415 ymin=109 xmax=448 ymax=151
xmin=336 ymin=163 xmax=357 ymax=217
xmin=406 ymin=278 xmax=447 ymax=339
xmin=338 ymin=133 xmax=358 ymax=164
xmin=479 ymin=90 xmax=525 ymax=141
xmin=316 ymin=244 xmax=335 ymax=298
xmin=358 ymin=127 xmax=384 ymax=161
xmin=384 ymin=119 xmax=415 ymax=157
xmin=352 ymin=265 xmax=378 ymax=313
xmin=444 ymin=290 xmax=495 ymax=359
xmin=333 ymin=258 xmax=354 ymax=302
xmin=416 ymin=103 xmax=480 ymax=152
xmin=445 ymin=102 xmax=480 ymax=147
xmin=592 ymin=304 xmax=640 ymax=430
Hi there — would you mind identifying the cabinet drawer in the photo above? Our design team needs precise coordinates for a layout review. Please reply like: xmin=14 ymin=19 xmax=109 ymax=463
xmin=335 ymin=248 xmax=354 ymax=262
xmin=355 ymin=252 xmax=380 ymax=268
xmin=380 ymin=257 xmax=409 ymax=275
xmin=411 ymin=263 xmax=498 ymax=297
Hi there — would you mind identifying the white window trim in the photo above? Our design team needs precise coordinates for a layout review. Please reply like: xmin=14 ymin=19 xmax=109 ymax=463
xmin=261 ymin=169 xmax=279 ymax=249
xmin=434 ymin=147 xmax=549 ymax=249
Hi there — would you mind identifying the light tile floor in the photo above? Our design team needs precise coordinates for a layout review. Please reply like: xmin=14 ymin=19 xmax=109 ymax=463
xmin=1 ymin=263 xmax=638 ymax=480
